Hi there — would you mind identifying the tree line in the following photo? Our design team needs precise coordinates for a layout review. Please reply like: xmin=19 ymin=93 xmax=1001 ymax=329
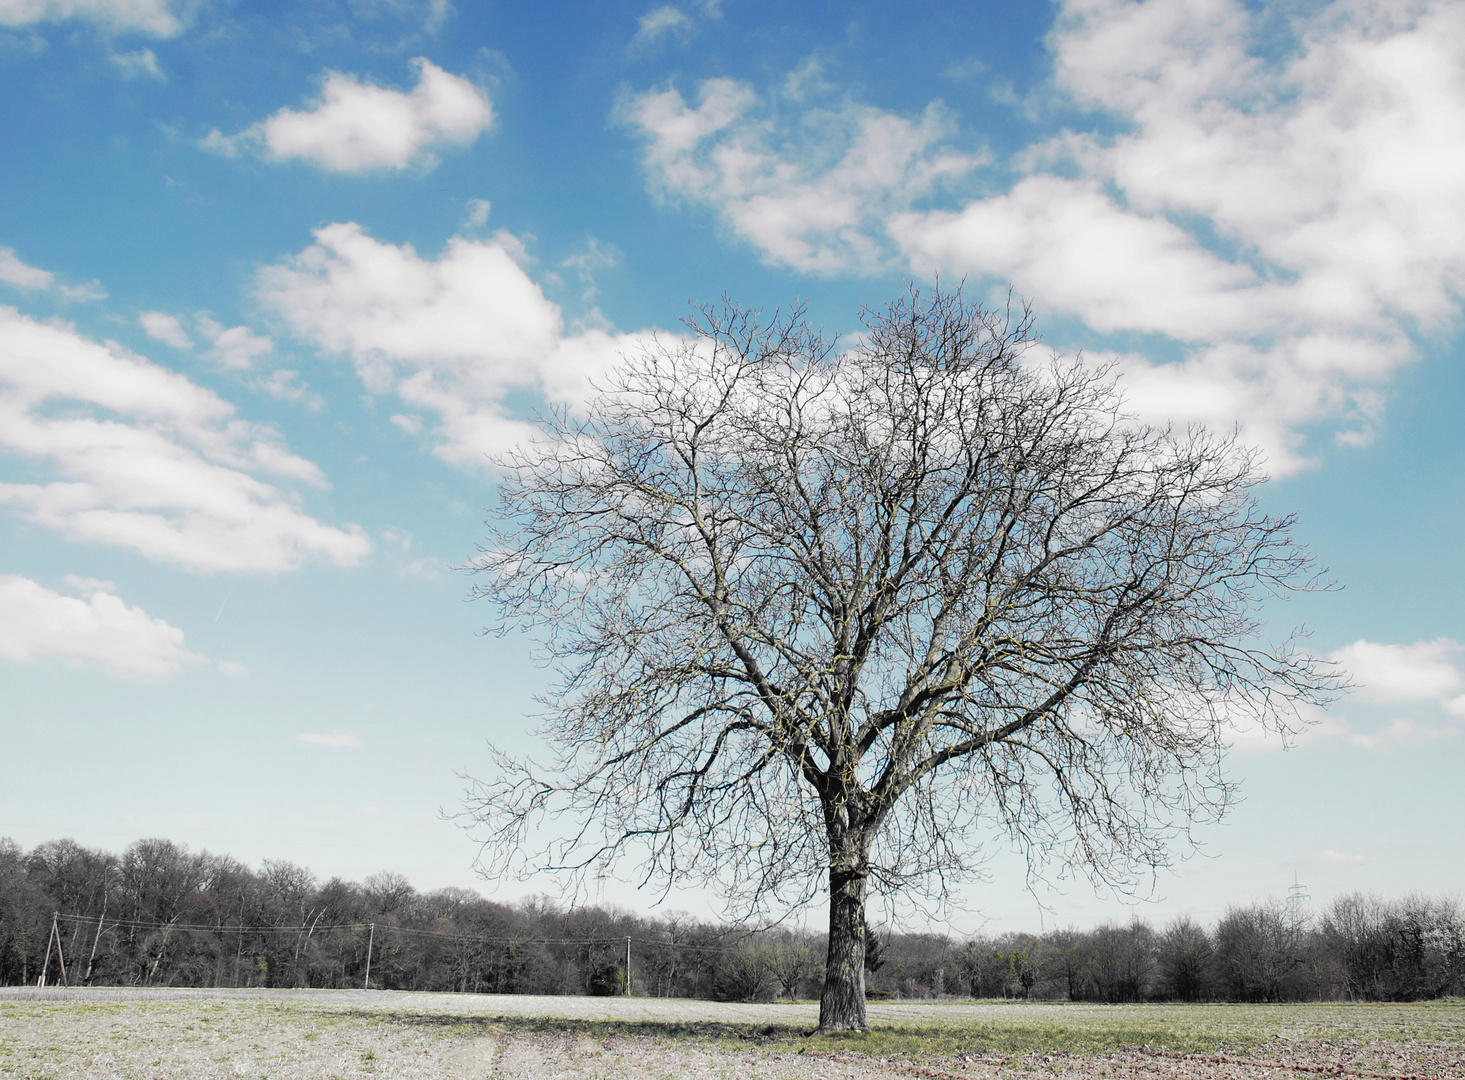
xmin=2 ymin=836 xmax=1459 ymax=1002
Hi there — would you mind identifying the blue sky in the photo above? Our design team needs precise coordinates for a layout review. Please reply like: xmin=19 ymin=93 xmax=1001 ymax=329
xmin=1 ymin=0 xmax=1462 ymax=933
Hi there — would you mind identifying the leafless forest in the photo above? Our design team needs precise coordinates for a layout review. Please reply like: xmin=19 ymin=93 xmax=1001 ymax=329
xmin=3 ymin=836 xmax=1461 ymax=1003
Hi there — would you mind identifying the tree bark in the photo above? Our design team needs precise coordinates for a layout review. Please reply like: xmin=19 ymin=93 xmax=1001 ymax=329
xmin=816 ymin=864 xmax=869 ymax=1033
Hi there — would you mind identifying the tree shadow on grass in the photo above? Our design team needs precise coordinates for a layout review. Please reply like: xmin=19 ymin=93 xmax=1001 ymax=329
xmin=320 ymin=1010 xmax=811 ymax=1044
xmin=315 ymin=1009 xmax=1219 ymax=1057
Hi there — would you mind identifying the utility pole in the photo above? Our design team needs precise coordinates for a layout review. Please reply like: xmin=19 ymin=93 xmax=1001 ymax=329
xmin=625 ymin=936 xmax=632 ymax=997
xmin=39 ymin=916 xmax=55 ymax=987
xmin=84 ymin=896 xmax=108 ymax=986
xmin=40 ymin=914 xmax=68 ymax=988
xmin=363 ymin=923 xmax=375 ymax=990
xmin=56 ymin=915 xmax=70 ymax=986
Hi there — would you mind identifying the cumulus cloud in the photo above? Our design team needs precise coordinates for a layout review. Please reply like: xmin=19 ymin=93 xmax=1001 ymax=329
xmin=1231 ymin=638 xmax=1465 ymax=752
xmin=0 ymin=247 xmax=105 ymax=301
xmin=141 ymin=309 xmax=320 ymax=407
xmin=629 ymin=0 xmax=722 ymax=50
xmin=257 ymin=222 xmax=646 ymax=467
xmin=1329 ymin=639 xmax=1465 ymax=704
xmin=1222 ymin=697 xmax=1351 ymax=753
xmin=620 ymin=1 xmax=1465 ymax=470
xmin=139 ymin=310 xmax=191 ymax=349
xmin=462 ymin=197 xmax=491 ymax=230
xmin=891 ymin=0 xmax=1465 ymax=471
xmin=203 ymin=58 xmax=493 ymax=174
xmin=619 ymin=78 xmax=979 ymax=274
xmin=0 ymin=306 xmax=371 ymax=572
xmin=0 ymin=248 xmax=54 ymax=290
xmin=295 ymin=730 xmax=362 ymax=748
xmin=632 ymin=5 xmax=693 ymax=46
xmin=109 ymin=45 xmax=162 ymax=79
xmin=0 ymin=0 xmax=186 ymax=36
xmin=0 ymin=574 xmax=205 ymax=680
xmin=1346 ymin=716 xmax=1459 ymax=751
xmin=259 ymin=368 xmax=322 ymax=409
xmin=195 ymin=314 xmax=273 ymax=370
xmin=895 ymin=176 xmax=1268 ymax=342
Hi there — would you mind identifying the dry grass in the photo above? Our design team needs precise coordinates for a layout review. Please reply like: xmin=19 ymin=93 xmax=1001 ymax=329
xmin=1 ymin=988 xmax=1461 ymax=1079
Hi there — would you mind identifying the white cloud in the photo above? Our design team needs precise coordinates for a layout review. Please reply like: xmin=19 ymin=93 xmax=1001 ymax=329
xmin=562 ymin=236 xmax=618 ymax=281
xmin=400 ymin=555 xmax=441 ymax=580
xmin=295 ymin=730 xmax=362 ymax=748
xmin=633 ymin=5 xmax=693 ymax=46
xmin=1223 ymin=699 xmax=1351 ymax=753
xmin=0 ymin=574 xmax=204 ymax=680
xmin=1346 ymin=716 xmax=1458 ymax=751
xmin=1230 ymin=639 xmax=1465 ymax=753
xmin=619 ymin=78 xmax=979 ymax=274
xmin=1329 ymin=638 xmax=1465 ymax=704
xmin=619 ymin=1 xmax=1465 ymax=471
xmin=0 ymin=248 xmax=105 ymax=301
xmin=139 ymin=310 xmax=191 ymax=349
xmin=203 ymin=59 xmax=493 ymax=174
xmin=462 ymin=197 xmax=491 ymax=230
xmin=630 ymin=1 xmax=722 ymax=50
xmin=0 ymin=306 xmax=371 ymax=572
xmin=1311 ymin=849 xmax=1367 ymax=866
xmin=890 ymin=0 xmax=1465 ymax=472
xmin=895 ymin=176 xmax=1268 ymax=343
xmin=109 ymin=45 xmax=162 ymax=79
xmin=258 ymin=222 xmax=645 ymax=467
xmin=143 ymin=311 xmax=302 ymax=402
xmin=562 ymin=236 xmax=619 ymax=304
xmin=260 ymin=368 xmax=322 ymax=410
xmin=1226 ymin=708 xmax=1455 ymax=754
xmin=0 ymin=0 xmax=185 ymax=36
xmin=58 ymin=279 xmax=107 ymax=302
xmin=0 ymin=248 xmax=54 ymax=290
xmin=195 ymin=314 xmax=273 ymax=370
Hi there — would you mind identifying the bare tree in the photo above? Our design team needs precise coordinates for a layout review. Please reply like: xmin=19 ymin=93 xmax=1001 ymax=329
xmin=363 ymin=870 xmax=415 ymax=916
xmin=768 ymin=932 xmax=820 ymax=1000
xmin=1214 ymin=899 xmax=1313 ymax=1001
xmin=464 ymin=286 xmax=1336 ymax=1031
xmin=1157 ymin=914 xmax=1214 ymax=1001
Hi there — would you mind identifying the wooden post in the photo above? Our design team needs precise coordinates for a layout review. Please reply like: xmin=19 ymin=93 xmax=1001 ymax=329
xmin=84 ymin=895 xmax=107 ymax=985
xmin=363 ymin=923 xmax=375 ymax=990
xmin=298 ymin=909 xmax=324 ymax=989
xmin=38 ymin=916 xmax=56 ymax=988
xmin=53 ymin=914 xmax=69 ymax=987
xmin=234 ymin=900 xmax=245 ymax=987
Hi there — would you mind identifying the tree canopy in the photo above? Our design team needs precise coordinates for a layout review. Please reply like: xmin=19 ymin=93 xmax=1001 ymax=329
xmin=465 ymin=287 xmax=1337 ymax=1031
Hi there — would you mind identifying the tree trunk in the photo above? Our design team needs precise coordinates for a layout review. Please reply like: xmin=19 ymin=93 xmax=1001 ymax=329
xmin=816 ymin=864 xmax=869 ymax=1033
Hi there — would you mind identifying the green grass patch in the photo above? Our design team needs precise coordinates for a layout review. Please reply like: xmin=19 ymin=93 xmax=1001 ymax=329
xmin=2 ymin=989 xmax=1462 ymax=1078
xmin=319 ymin=998 xmax=1465 ymax=1062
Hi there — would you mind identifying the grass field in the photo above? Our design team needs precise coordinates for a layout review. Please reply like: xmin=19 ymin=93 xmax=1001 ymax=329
xmin=1 ymin=988 xmax=1461 ymax=1080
